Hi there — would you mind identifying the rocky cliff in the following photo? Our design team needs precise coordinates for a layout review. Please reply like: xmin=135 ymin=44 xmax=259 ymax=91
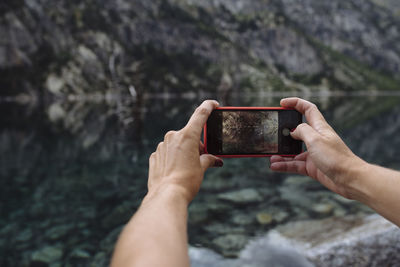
xmin=2 ymin=0 xmax=400 ymax=98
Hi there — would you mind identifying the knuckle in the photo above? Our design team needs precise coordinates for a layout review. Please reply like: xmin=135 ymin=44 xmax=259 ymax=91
xmin=164 ymin=130 xmax=176 ymax=139
xmin=307 ymin=135 xmax=317 ymax=144
xmin=297 ymin=123 xmax=307 ymax=131
xmin=203 ymin=100 xmax=214 ymax=106
xmin=180 ymin=128 xmax=193 ymax=139
xmin=310 ymin=103 xmax=318 ymax=110
xmin=156 ymin=142 xmax=163 ymax=150
xmin=196 ymin=106 xmax=210 ymax=116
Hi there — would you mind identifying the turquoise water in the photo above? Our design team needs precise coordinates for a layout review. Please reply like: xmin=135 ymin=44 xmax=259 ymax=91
xmin=1 ymin=94 xmax=400 ymax=265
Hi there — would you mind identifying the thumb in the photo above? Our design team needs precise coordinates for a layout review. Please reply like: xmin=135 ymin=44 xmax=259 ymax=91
xmin=291 ymin=123 xmax=320 ymax=147
xmin=200 ymin=154 xmax=223 ymax=172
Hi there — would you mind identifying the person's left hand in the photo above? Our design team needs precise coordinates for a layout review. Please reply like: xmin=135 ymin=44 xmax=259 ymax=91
xmin=146 ymin=100 xmax=223 ymax=205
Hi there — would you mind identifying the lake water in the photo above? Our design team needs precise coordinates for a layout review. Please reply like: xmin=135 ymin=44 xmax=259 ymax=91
xmin=1 ymin=93 xmax=400 ymax=265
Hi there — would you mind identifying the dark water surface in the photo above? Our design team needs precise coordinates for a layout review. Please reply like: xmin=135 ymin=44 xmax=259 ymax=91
xmin=1 ymin=94 xmax=400 ymax=265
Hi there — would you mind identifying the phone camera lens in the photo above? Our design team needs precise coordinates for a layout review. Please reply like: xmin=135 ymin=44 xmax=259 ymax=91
xmin=282 ymin=128 xmax=290 ymax=137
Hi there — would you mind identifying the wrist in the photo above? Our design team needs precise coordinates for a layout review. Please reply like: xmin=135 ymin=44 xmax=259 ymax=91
xmin=343 ymin=157 xmax=373 ymax=203
xmin=143 ymin=183 xmax=191 ymax=208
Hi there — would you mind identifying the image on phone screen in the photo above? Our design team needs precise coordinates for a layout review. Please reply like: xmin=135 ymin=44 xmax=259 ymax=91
xmin=206 ymin=108 xmax=302 ymax=156
xmin=222 ymin=111 xmax=278 ymax=154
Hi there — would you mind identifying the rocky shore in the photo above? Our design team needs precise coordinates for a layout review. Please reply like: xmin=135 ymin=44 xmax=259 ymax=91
xmin=190 ymin=214 xmax=400 ymax=267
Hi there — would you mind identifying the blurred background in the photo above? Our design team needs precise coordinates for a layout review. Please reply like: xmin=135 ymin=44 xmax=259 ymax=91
xmin=1 ymin=0 xmax=400 ymax=266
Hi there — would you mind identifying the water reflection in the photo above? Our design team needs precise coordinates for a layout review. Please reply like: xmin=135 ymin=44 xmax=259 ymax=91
xmin=1 ymin=93 xmax=400 ymax=265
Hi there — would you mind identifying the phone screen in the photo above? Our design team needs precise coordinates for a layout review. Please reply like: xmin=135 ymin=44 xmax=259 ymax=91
xmin=222 ymin=111 xmax=278 ymax=154
xmin=206 ymin=108 xmax=302 ymax=156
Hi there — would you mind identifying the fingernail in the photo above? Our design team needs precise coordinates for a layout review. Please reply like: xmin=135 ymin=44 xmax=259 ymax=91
xmin=214 ymin=159 xmax=224 ymax=167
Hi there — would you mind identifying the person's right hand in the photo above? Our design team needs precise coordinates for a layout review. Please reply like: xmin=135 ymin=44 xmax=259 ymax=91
xmin=270 ymin=97 xmax=367 ymax=199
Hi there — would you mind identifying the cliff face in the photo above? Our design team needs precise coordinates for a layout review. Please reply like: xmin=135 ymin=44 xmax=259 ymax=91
xmin=1 ymin=0 xmax=400 ymax=100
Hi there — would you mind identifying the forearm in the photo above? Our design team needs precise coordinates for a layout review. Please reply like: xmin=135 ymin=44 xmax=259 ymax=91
xmin=348 ymin=161 xmax=400 ymax=227
xmin=111 ymin=187 xmax=190 ymax=267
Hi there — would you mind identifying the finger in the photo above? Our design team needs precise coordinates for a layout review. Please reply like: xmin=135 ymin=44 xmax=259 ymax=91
xmin=199 ymin=141 xmax=205 ymax=155
xmin=148 ymin=152 xmax=156 ymax=188
xmin=270 ymin=160 xmax=307 ymax=176
xmin=184 ymin=100 xmax=219 ymax=138
xmin=156 ymin=141 xmax=164 ymax=151
xmin=200 ymin=154 xmax=223 ymax=171
xmin=294 ymin=151 xmax=308 ymax=161
xmin=291 ymin=123 xmax=320 ymax=147
xmin=280 ymin=97 xmax=328 ymax=129
xmin=270 ymin=155 xmax=294 ymax=164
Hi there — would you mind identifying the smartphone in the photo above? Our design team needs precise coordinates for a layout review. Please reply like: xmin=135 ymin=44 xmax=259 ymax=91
xmin=204 ymin=107 xmax=303 ymax=157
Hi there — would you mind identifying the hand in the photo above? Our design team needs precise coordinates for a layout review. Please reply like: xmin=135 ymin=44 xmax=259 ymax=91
xmin=270 ymin=97 xmax=366 ymax=199
xmin=146 ymin=100 xmax=223 ymax=205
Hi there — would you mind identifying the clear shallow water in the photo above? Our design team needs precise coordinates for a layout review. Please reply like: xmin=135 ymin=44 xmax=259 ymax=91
xmin=1 ymin=93 xmax=400 ymax=265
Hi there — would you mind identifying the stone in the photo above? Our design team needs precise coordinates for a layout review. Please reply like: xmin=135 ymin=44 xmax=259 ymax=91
xmin=90 ymin=252 xmax=108 ymax=267
xmin=333 ymin=207 xmax=346 ymax=217
xmin=218 ymin=189 xmax=263 ymax=204
xmin=70 ymin=249 xmax=91 ymax=259
xmin=311 ymin=203 xmax=334 ymax=217
xmin=45 ymin=224 xmax=73 ymax=240
xmin=100 ymin=202 xmax=133 ymax=229
xmin=207 ymin=202 xmax=231 ymax=213
xmin=192 ymin=215 xmax=400 ymax=267
xmin=0 ymin=13 xmax=37 ymax=68
xmin=78 ymin=45 xmax=98 ymax=62
xmin=31 ymin=246 xmax=63 ymax=264
xmin=256 ymin=212 xmax=273 ymax=225
xmin=48 ymin=103 xmax=66 ymax=122
xmin=46 ymin=75 xmax=65 ymax=94
xmin=333 ymin=194 xmax=355 ymax=205
xmin=15 ymin=228 xmax=33 ymax=242
xmin=201 ymin=173 xmax=236 ymax=191
xmin=100 ymin=226 xmax=124 ymax=252
xmin=232 ymin=214 xmax=254 ymax=225
xmin=212 ymin=234 xmax=249 ymax=257
xmin=189 ymin=246 xmax=232 ymax=267
xmin=189 ymin=203 xmax=209 ymax=224
xmin=273 ymin=211 xmax=290 ymax=223
xmin=279 ymin=215 xmax=400 ymax=266
xmin=204 ymin=223 xmax=246 ymax=235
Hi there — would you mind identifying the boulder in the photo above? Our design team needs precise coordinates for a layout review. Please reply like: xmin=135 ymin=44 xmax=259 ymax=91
xmin=218 ymin=189 xmax=263 ymax=204
xmin=190 ymin=214 xmax=400 ymax=267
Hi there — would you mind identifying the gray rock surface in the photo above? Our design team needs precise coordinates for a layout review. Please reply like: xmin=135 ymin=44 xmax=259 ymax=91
xmin=190 ymin=214 xmax=400 ymax=267
xmin=218 ymin=188 xmax=263 ymax=204
xmin=31 ymin=246 xmax=63 ymax=265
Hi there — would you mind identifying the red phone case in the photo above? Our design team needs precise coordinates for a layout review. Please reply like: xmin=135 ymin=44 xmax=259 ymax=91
xmin=203 ymin=107 xmax=300 ymax=158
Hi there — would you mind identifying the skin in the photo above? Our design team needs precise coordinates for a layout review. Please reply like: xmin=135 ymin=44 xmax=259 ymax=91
xmin=111 ymin=97 xmax=400 ymax=267
xmin=111 ymin=100 xmax=222 ymax=267
xmin=271 ymin=97 xmax=400 ymax=227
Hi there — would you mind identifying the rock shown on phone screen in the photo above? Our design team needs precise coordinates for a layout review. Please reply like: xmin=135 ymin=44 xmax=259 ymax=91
xmin=222 ymin=111 xmax=278 ymax=154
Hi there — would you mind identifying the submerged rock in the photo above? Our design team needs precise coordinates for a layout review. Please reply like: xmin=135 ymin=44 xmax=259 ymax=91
xmin=45 ymin=224 xmax=73 ymax=240
xmin=69 ymin=248 xmax=91 ymax=259
xmin=218 ymin=189 xmax=263 ymax=204
xmin=232 ymin=213 xmax=254 ymax=226
xmin=311 ymin=203 xmax=334 ymax=217
xmin=31 ymin=246 xmax=63 ymax=265
xmin=212 ymin=234 xmax=249 ymax=257
xmin=256 ymin=212 xmax=273 ymax=225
